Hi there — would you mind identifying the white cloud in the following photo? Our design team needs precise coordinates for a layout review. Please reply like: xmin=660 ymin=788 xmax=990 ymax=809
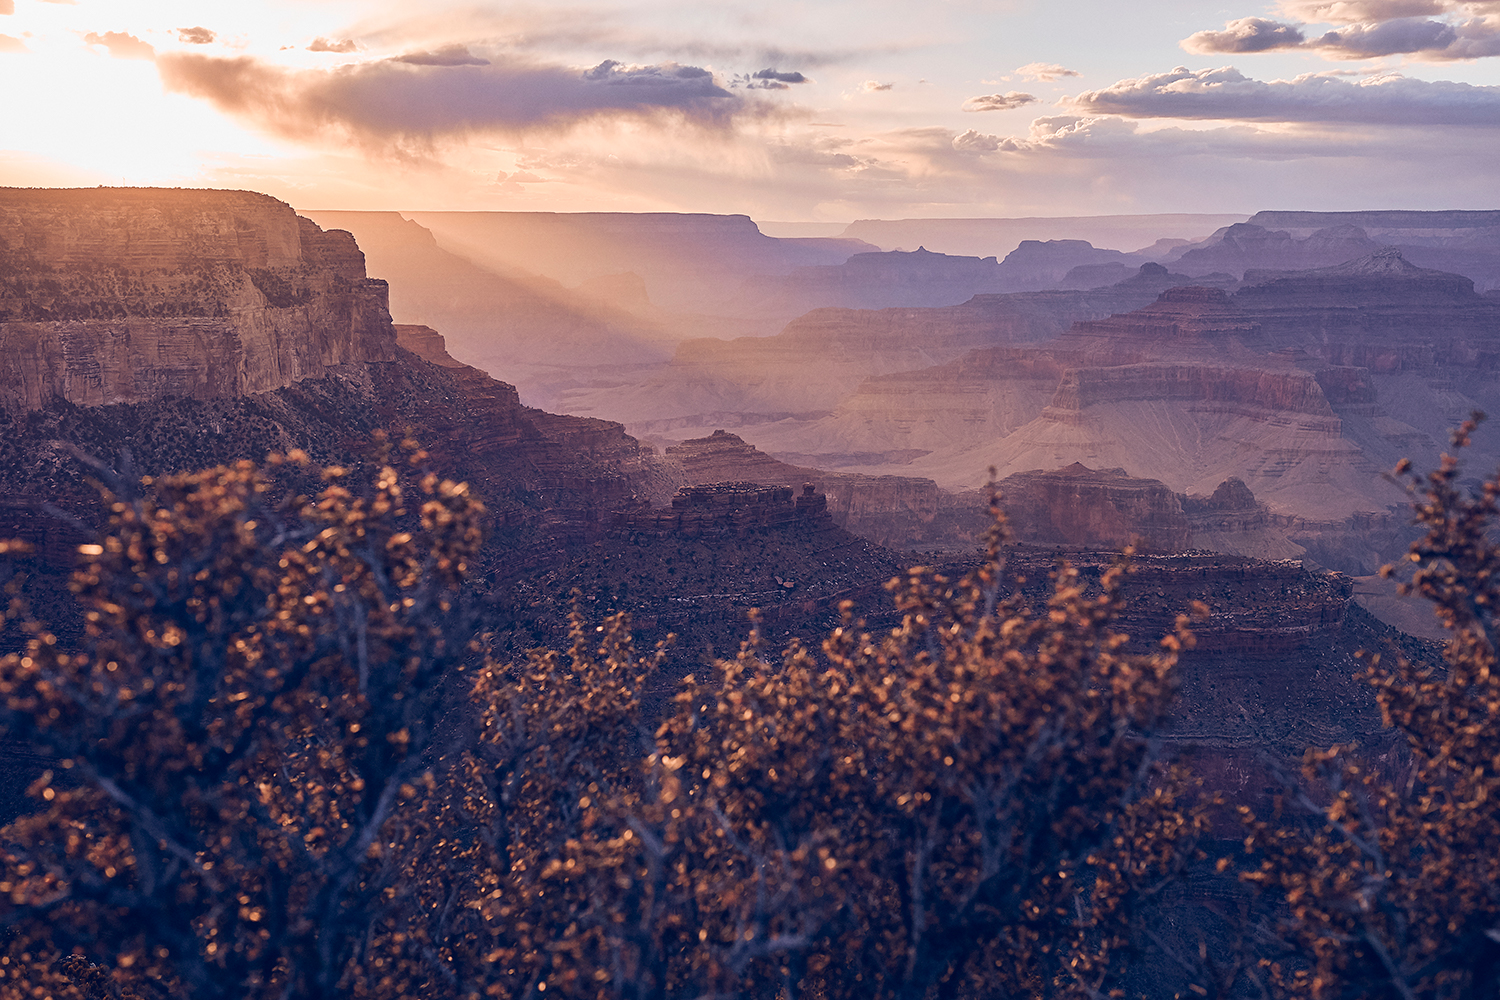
xmin=1068 ymin=65 xmax=1500 ymax=125
xmin=83 ymin=31 xmax=155 ymax=61
xmin=1013 ymin=62 xmax=1079 ymax=81
xmin=1183 ymin=18 xmax=1307 ymax=53
xmin=961 ymin=90 xmax=1037 ymax=112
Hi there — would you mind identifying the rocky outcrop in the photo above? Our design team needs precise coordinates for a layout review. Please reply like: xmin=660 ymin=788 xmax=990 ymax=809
xmin=1170 ymin=223 xmax=1382 ymax=278
xmin=1057 ymin=286 xmax=1263 ymax=362
xmin=613 ymin=481 xmax=833 ymax=538
xmin=0 ymin=188 xmax=395 ymax=412
xmin=1233 ymin=249 xmax=1500 ymax=370
xmin=1242 ymin=211 xmax=1500 ymax=293
xmin=995 ymin=239 xmax=1130 ymax=290
xmin=998 ymin=464 xmax=1192 ymax=552
xmin=654 ymin=430 xmax=987 ymax=552
xmin=394 ymin=324 xmax=463 ymax=367
xmin=992 ymin=464 xmax=1303 ymax=559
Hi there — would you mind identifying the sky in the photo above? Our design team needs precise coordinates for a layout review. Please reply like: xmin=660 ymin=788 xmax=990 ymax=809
xmin=0 ymin=0 xmax=1497 ymax=219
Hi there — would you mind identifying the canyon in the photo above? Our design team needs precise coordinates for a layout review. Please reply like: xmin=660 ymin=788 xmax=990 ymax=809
xmin=0 ymin=188 xmax=1459 ymax=813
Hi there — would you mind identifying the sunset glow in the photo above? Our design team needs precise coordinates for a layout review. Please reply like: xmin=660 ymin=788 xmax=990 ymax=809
xmin=3 ymin=0 xmax=1498 ymax=217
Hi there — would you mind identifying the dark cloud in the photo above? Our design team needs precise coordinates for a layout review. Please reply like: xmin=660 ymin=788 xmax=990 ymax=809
xmin=1182 ymin=17 xmax=1308 ymax=53
xmin=732 ymin=67 xmax=810 ymax=90
xmin=745 ymin=67 xmax=808 ymax=89
xmin=0 ymin=33 xmax=24 ymax=52
xmin=156 ymin=52 xmax=744 ymax=149
xmin=395 ymin=44 xmax=488 ymax=67
xmin=961 ymin=91 xmax=1038 ymax=112
xmin=1013 ymin=62 xmax=1080 ymax=81
xmin=177 ymin=26 xmax=215 ymax=45
xmin=1069 ymin=66 xmax=1500 ymax=126
xmin=308 ymin=37 xmax=359 ymax=54
xmin=83 ymin=31 xmax=155 ymax=61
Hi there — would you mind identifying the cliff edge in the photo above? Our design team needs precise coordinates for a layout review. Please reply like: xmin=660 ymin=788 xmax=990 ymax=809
xmin=0 ymin=187 xmax=396 ymax=411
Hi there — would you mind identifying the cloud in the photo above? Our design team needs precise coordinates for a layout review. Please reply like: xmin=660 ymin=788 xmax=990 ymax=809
xmin=863 ymin=80 xmax=894 ymax=91
xmin=952 ymin=128 xmax=1004 ymax=152
xmin=0 ymin=0 xmax=12 ymax=15
xmin=943 ymin=112 xmax=1383 ymax=163
xmin=1275 ymin=0 xmax=1467 ymax=23
xmin=156 ymin=52 xmax=746 ymax=150
xmin=1068 ymin=65 xmax=1500 ymax=125
xmin=1311 ymin=16 xmax=1500 ymax=58
xmin=0 ymin=33 xmax=24 ymax=52
xmin=732 ymin=67 xmax=810 ymax=90
xmin=1188 ymin=2 xmax=1500 ymax=59
xmin=1013 ymin=62 xmax=1080 ymax=81
xmin=308 ymin=37 xmax=359 ymax=54
xmin=177 ymin=27 xmax=215 ymax=45
xmin=961 ymin=91 xmax=1038 ymax=112
xmin=83 ymin=31 xmax=155 ymax=61
xmin=1183 ymin=17 xmax=1308 ymax=52
xmin=395 ymin=44 xmax=488 ymax=67
xmin=753 ymin=68 xmax=808 ymax=84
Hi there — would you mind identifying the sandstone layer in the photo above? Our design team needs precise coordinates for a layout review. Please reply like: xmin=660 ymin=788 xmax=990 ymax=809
xmin=0 ymin=188 xmax=394 ymax=412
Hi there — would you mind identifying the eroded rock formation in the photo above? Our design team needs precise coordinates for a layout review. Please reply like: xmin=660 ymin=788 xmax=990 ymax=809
xmin=0 ymin=188 xmax=395 ymax=411
xmin=656 ymin=429 xmax=987 ymax=551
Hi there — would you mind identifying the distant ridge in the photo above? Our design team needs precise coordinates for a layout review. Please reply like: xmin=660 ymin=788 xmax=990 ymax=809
xmin=1250 ymin=209 xmax=1500 ymax=229
xmin=839 ymin=214 xmax=1247 ymax=257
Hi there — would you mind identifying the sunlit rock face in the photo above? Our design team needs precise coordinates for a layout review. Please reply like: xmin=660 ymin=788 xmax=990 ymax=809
xmin=0 ymin=188 xmax=396 ymax=412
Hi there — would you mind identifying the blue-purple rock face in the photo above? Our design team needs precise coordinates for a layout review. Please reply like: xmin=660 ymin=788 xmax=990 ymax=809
xmin=0 ymin=187 xmax=395 ymax=411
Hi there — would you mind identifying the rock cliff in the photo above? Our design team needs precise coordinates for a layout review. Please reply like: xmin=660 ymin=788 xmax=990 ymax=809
xmin=656 ymin=429 xmax=987 ymax=551
xmin=998 ymin=463 xmax=1192 ymax=552
xmin=0 ymin=188 xmax=395 ymax=412
xmin=1233 ymin=248 xmax=1500 ymax=370
xmin=994 ymin=464 xmax=1304 ymax=559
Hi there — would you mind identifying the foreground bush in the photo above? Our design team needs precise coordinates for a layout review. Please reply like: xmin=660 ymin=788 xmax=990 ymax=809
xmin=0 ymin=456 xmax=1204 ymax=999
xmin=1242 ymin=416 xmax=1500 ymax=1000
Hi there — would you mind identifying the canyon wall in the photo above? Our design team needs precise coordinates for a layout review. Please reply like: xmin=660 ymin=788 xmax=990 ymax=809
xmin=0 ymin=188 xmax=395 ymax=412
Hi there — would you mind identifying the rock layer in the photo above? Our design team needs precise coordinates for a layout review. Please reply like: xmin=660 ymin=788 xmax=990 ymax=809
xmin=0 ymin=188 xmax=394 ymax=412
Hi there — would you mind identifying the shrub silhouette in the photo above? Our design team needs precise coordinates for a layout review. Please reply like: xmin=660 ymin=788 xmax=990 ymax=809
xmin=0 ymin=442 xmax=484 ymax=999
xmin=1241 ymin=414 xmax=1500 ymax=1000
xmin=0 ymin=457 xmax=1206 ymax=1000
